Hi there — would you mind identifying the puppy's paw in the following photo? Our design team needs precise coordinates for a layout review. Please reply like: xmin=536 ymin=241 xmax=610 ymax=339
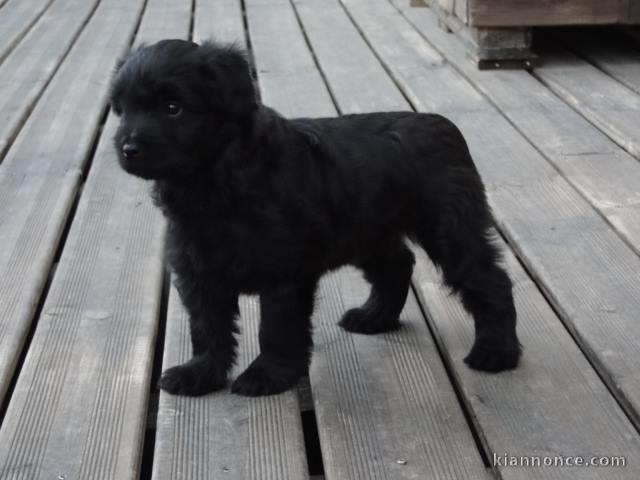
xmin=464 ymin=340 xmax=521 ymax=372
xmin=231 ymin=355 xmax=304 ymax=397
xmin=338 ymin=307 xmax=401 ymax=334
xmin=158 ymin=355 xmax=227 ymax=396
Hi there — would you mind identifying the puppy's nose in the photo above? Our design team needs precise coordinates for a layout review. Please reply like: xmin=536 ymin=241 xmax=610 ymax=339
xmin=122 ymin=142 xmax=140 ymax=159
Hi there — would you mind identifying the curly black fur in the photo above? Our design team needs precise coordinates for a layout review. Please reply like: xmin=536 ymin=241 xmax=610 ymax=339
xmin=110 ymin=39 xmax=521 ymax=397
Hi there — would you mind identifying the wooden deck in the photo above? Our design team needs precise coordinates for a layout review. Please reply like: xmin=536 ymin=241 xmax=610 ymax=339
xmin=0 ymin=0 xmax=639 ymax=478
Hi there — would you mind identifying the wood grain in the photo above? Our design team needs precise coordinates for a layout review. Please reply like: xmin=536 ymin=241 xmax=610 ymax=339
xmin=0 ymin=0 xmax=53 ymax=64
xmin=0 ymin=1 xmax=194 ymax=479
xmin=0 ymin=0 xmax=146 ymax=411
xmin=534 ymin=49 xmax=640 ymax=160
xmin=245 ymin=0 xmax=335 ymax=119
xmin=0 ymin=0 xmax=101 ymax=160
xmin=0 ymin=112 xmax=165 ymax=480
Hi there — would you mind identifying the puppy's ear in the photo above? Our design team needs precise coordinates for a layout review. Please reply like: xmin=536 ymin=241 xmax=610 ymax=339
xmin=110 ymin=48 xmax=137 ymax=114
xmin=198 ymin=42 xmax=257 ymax=118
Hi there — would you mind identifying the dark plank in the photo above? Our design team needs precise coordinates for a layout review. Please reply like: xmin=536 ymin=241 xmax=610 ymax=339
xmin=0 ymin=0 xmax=53 ymax=64
xmin=0 ymin=0 xmax=101 ymax=159
xmin=0 ymin=0 xmax=146 ymax=411
xmin=247 ymin=1 xmax=490 ymax=478
xmin=152 ymin=1 xmax=310 ymax=478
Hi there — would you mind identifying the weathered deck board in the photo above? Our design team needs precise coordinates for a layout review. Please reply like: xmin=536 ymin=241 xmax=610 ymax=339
xmin=192 ymin=0 xmax=244 ymax=45
xmin=131 ymin=0 xmax=191 ymax=46
xmin=565 ymin=32 xmax=640 ymax=95
xmin=394 ymin=4 xmax=640 ymax=255
xmin=294 ymin=0 xmax=407 ymax=113
xmin=0 ymin=0 xmax=100 ymax=159
xmin=0 ymin=0 xmax=145 ymax=407
xmin=0 ymin=0 xmax=197 ymax=478
xmin=413 ymin=244 xmax=640 ymax=478
xmin=0 ymin=0 xmax=53 ymax=64
xmin=247 ymin=1 xmax=490 ymax=478
xmin=314 ymin=271 xmax=491 ymax=480
xmin=362 ymin=0 xmax=640 ymax=426
xmin=245 ymin=0 xmax=335 ymax=119
xmin=533 ymin=49 xmax=640 ymax=160
xmin=340 ymin=0 xmax=640 ymax=472
xmin=0 ymin=114 xmax=164 ymax=480
xmin=1 ymin=0 xmax=639 ymax=477
xmin=152 ymin=2 xmax=310 ymax=479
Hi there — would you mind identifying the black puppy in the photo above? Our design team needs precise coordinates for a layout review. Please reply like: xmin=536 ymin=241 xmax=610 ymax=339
xmin=110 ymin=39 xmax=521 ymax=397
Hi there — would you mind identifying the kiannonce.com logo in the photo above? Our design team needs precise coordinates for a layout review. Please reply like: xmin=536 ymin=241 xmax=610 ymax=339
xmin=493 ymin=452 xmax=627 ymax=468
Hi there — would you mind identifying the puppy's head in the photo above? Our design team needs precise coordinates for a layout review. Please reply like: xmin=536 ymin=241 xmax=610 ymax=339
xmin=110 ymin=39 xmax=256 ymax=179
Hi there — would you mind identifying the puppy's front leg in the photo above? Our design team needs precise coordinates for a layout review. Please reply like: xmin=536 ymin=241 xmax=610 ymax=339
xmin=231 ymin=280 xmax=317 ymax=397
xmin=159 ymin=281 xmax=239 ymax=396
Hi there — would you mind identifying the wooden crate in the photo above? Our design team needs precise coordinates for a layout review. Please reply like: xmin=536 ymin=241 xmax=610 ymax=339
xmin=438 ymin=0 xmax=640 ymax=27
xmin=417 ymin=0 xmax=640 ymax=68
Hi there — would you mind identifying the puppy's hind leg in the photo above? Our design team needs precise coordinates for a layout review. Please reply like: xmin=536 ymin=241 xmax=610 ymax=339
xmin=339 ymin=243 xmax=414 ymax=334
xmin=416 ymin=202 xmax=521 ymax=372
xmin=231 ymin=280 xmax=317 ymax=397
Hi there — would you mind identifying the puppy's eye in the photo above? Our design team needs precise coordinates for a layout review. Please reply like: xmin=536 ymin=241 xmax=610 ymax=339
xmin=166 ymin=101 xmax=182 ymax=116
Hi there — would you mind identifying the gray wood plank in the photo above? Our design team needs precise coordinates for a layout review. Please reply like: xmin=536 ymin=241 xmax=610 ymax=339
xmin=0 ymin=0 xmax=101 ymax=160
xmin=192 ymin=0 xmax=245 ymax=45
xmin=0 ymin=1 xmax=193 ymax=478
xmin=152 ymin=2 xmax=310 ymax=479
xmin=245 ymin=0 xmax=335 ymax=118
xmin=393 ymin=3 xmax=640 ymax=257
xmin=413 ymin=243 xmax=640 ymax=479
xmin=566 ymin=32 xmax=640 ymax=95
xmin=344 ymin=0 xmax=640 ymax=437
xmin=132 ymin=0 xmax=192 ymax=46
xmin=294 ymin=0 xmax=407 ymax=114
xmin=533 ymin=48 xmax=640 ymax=160
xmin=0 ymin=0 xmax=146 ymax=410
xmin=313 ymin=271 xmax=491 ymax=480
xmin=0 ymin=0 xmax=53 ymax=64
xmin=248 ymin=1 xmax=491 ymax=478
xmin=0 ymin=113 xmax=165 ymax=480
